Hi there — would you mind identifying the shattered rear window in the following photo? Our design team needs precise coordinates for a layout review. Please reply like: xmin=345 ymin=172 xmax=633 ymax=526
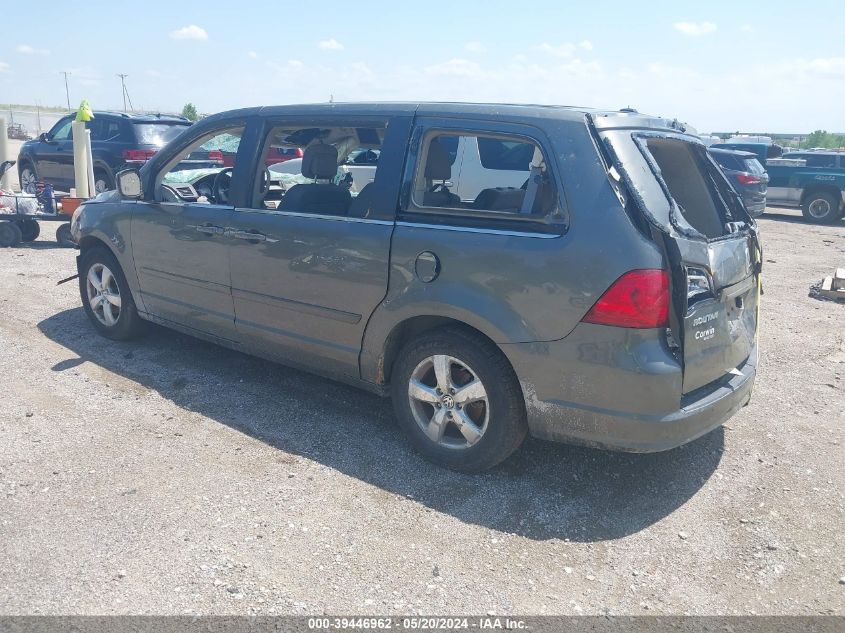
xmin=645 ymin=138 xmax=731 ymax=239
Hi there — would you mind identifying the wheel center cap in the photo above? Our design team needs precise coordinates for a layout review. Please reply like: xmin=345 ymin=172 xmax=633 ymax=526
xmin=441 ymin=395 xmax=455 ymax=409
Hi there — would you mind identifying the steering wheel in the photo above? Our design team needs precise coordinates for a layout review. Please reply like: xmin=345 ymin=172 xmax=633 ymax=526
xmin=212 ymin=167 xmax=234 ymax=205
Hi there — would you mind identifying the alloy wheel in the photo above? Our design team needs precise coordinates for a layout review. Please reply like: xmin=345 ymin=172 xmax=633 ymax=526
xmin=20 ymin=168 xmax=37 ymax=194
xmin=808 ymin=198 xmax=832 ymax=219
xmin=86 ymin=263 xmax=122 ymax=326
xmin=407 ymin=354 xmax=489 ymax=449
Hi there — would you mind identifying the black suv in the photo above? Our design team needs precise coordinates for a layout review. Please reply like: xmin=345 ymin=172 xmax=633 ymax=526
xmin=17 ymin=111 xmax=192 ymax=194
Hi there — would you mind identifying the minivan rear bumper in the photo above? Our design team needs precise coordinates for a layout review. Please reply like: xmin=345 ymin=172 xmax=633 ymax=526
xmin=503 ymin=325 xmax=756 ymax=452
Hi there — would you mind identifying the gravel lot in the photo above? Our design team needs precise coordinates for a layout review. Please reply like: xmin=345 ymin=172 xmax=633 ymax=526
xmin=0 ymin=207 xmax=843 ymax=616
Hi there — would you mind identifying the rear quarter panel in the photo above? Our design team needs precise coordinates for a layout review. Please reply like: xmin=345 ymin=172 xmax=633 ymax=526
xmin=360 ymin=117 xmax=666 ymax=383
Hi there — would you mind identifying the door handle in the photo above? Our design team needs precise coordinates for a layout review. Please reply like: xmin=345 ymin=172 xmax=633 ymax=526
xmin=195 ymin=225 xmax=223 ymax=235
xmin=229 ymin=229 xmax=266 ymax=242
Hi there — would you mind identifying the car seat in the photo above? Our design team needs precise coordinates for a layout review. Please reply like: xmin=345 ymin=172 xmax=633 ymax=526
xmin=279 ymin=144 xmax=351 ymax=215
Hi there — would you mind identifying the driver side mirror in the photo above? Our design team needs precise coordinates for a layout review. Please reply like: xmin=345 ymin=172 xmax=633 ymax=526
xmin=117 ymin=169 xmax=143 ymax=200
xmin=39 ymin=132 xmax=53 ymax=143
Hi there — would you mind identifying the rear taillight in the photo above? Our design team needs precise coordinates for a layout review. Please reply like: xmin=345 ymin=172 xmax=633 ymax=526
xmin=208 ymin=150 xmax=224 ymax=164
xmin=736 ymin=173 xmax=761 ymax=185
xmin=294 ymin=148 xmax=304 ymax=158
xmin=122 ymin=149 xmax=157 ymax=162
xmin=582 ymin=269 xmax=670 ymax=329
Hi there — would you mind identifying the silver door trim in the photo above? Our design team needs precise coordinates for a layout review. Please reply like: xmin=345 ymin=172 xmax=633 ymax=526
xmin=234 ymin=208 xmax=394 ymax=226
xmin=395 ymin=221 xmax=559 ymax=239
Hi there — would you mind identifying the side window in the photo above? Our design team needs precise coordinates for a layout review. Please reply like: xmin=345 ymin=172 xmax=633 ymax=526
xmin=806 ymin=154 xmax=836 ymax=168
xmin=155 ymin=127 xmax=243 ymax=205
xmin=50 ymin=118 xmax=73 ymax=141
xmin=411 ymin=130 xmax=557 ymax=217
xmin=100 ymin=120 xmax=122 ymax=142
xmin=255 ymin=124 xmax=386 ymax=216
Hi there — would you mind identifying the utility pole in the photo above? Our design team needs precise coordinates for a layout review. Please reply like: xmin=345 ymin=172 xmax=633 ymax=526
xmin=60 ymin=71 xmax=71 ymax=111
xmin=117 ymin=74 xmax=132 ymax=111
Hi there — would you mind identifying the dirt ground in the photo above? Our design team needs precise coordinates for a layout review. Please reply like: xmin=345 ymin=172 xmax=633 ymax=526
xmin=0 ymin=206 xmax=843 ymax=616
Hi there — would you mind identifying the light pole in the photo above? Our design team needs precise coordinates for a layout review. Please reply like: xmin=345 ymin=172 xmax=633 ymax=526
xmin=117 ymin=74 xmax=128 ymax=111
xmin=60 ymin=71 xmax=71 ymax=111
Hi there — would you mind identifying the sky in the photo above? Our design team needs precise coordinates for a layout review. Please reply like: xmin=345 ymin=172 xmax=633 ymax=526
xmin=1 ymin=0 xmax=843 ymax=133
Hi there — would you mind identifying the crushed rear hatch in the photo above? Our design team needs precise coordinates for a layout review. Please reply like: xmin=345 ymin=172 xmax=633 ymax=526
xmin=590 ymin=114 xmax=762 ymax=394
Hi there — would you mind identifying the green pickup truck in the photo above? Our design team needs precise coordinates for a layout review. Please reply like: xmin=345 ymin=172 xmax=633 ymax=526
xmin=766 ymin=151 xmax=845 ymax=224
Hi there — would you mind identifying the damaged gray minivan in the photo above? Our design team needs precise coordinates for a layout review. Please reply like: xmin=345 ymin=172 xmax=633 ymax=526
xmin=70 ymin=103 xmax=761 ymax=472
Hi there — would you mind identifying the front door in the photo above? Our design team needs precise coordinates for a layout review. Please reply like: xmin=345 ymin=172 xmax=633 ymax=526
xmin=34 ymin=116 xmax=73 ymax=188
xmin=229 ymin=115 xmax=411 ymax=378
xmin=130 ymin=127 xmax=247 ymax=341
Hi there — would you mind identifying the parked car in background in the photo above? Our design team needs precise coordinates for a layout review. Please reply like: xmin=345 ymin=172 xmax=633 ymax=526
xmin=710 ymin=142 xmax=783 ymax=166
xmin=6 ymin=123 xmax=33 ymax=141
xmin=71 ymin=103 xmax=761 ymax=471
xmin=16 ymin=111 xmax=192 ymax=194
xmin=766 ymin=152 xmax=845 ymax=223
xmin=709 ymin=148 xmax=768 ymax=217
xmin=780 ymin=151 xmax=845 ymax=169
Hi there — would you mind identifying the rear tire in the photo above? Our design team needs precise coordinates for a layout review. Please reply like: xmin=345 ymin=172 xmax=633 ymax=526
xmin=56 ymin=223 xmax=75 ymax=247
xmin=17 ymin=219 xmax=40 ymax=242
xmin=802 ymin=191 xmax=842 ymax=224
xmin=94 ymin=169 xmax=114 ymax=194
xmin=78 ymin=246 xmax=146 ymax=340
xmin=390 ymin=327 xmax=527 ymax=472
xmin=0 ymin=221 xmax=23 ymax=247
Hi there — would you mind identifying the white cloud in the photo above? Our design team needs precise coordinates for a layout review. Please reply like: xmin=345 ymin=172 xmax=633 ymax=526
xmin=465 ymin=41 xmax=486 ymax=53
xmin=16 ymin=44 xmax=49 ymax=55
xmin=673 ymin=21 xmax=717 ymax=36
xmin=169 ymin=25 xmax=208 ymax=41
xmin=771 ymin=57 xmax=845 ymax=78
xmin=350 ymin=62 xmax=373 ymax=75
xmin=648 ymin=62 xmax=699 ymax=78
xmin=318 ymin=38 xmax=344 ymax=51
xmin=144 ymin=69 xmax=162 ymax=78
xmin=740 ymin=25 xmax=755 ymax=32
xmin=0 ymin=61 xmax=9 ymax=73
xmin=68 ymin=66 xmax=102 ymax=87
xmin=578 ymin=40 xmax=593 ymax=51
xmin=247 ymin=51 xmax=258 ymax=59
xmin=535 ymin=42 xmax=576 ymax=58
xmin=424 ymin=58 xmax=483 ymax=77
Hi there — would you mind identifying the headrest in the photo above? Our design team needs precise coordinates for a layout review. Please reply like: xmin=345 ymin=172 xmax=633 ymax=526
xmin=424 ymin=138 xmax=452 ymax=181
xmin=302 ymin=144 xmax=338 ymax=180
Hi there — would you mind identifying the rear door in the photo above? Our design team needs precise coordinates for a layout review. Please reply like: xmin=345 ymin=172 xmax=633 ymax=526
xmin=599 ymin=128 xmax=761 ymax=393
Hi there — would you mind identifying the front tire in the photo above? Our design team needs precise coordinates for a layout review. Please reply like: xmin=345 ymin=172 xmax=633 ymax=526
xmin=390 ymin=328 xmax=527 ymax=472
xmin=802 ymin=191 xmax=842 ymax=224
xmin=19 ymin=163 xmax=38 ymax=194
xmin=78 ymin=247 xmax=145 ymax=340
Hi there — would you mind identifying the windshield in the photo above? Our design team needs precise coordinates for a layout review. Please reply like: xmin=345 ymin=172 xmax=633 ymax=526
xmin=133 ymin=123 xmax=190 ymax=146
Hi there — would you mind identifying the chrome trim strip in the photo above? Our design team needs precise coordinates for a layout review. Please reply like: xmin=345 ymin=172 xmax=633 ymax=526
xmin=395 ymin=221 xmax=559 ymax=239
xmin=235 ymin=208 xmax=394 ymax=226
